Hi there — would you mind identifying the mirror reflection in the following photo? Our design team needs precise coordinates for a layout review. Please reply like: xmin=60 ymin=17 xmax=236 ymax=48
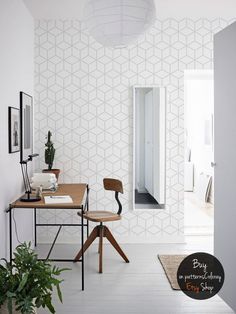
xmin=134 ymin=87 xmax=166 ymax=209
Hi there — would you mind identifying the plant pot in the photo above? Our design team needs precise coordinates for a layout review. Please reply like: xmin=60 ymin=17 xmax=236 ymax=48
xmin=0 ymin=301 xmax=37 ymax=313
xmin=42 ymin=168 xmax=60 ymax=180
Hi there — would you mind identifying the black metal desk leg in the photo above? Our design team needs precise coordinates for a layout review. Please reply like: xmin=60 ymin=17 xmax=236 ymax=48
xmin=87 ymin=220 xmax=89 ymax=238
xmin=46 ymin=225 xmax=62 ymax=260
xmin=86 ymin=185 xmax=89 ymax=238
xmin=81 ymin=206 xmax=84 ymax=290
xmin=34 ymin=208 xmax=37 ymax=247
xmin=9 ymin=208 xmax=12 ymax=263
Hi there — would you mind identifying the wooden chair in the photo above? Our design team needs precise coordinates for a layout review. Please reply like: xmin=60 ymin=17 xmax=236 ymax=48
xmin=74 ymin=178 xmax=129 ymax=273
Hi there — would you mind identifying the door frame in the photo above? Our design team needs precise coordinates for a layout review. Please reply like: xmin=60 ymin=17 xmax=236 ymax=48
xmin=184 ymin=69 xmax=214 ymax=235
xmin=132 ymin=85 xmax=166 ymax=211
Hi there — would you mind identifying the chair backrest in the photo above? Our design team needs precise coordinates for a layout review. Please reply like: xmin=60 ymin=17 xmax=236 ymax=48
xmin=103 ymin=178 xmax=123 ymax=215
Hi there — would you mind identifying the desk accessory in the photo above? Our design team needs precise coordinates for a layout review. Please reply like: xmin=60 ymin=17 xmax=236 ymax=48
xmin=42 ymin=130 xmax=60 ymax=179
xmin=44 ymin=195 xmax=73 ymax=204
xmin=31 ymin=172 xmax=57 ymax=191
xmin=35 ymin=185 xmax=43 ymax=198
xmin=20 ymin=154 xmax=41 ymax=202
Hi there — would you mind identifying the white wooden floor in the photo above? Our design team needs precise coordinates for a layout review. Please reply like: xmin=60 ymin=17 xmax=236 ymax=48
xmin=37 ymin=236 xmax=234 ymax=314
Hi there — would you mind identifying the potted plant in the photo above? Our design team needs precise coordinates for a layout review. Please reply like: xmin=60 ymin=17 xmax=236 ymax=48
xmin=43 ymin=131 xmax=60 ymax=180
xmin=0 ymin=242 xmax=68 ymax=314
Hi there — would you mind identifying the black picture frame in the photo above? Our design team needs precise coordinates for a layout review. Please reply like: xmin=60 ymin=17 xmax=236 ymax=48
xmin=8 ymin=107 xmax=20 ymax=153
xmin=20 ymin=92 xmax=33 ymax=162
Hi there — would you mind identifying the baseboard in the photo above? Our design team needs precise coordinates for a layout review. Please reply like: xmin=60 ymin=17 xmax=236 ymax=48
xmin=184 ymin=225 xmax=214 ymax=236
xmin=37 ymin=233 xmax=185 ymax=244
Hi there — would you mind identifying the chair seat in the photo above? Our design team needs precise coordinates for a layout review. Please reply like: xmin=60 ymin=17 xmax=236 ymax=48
xmin=78 ymin=211 xmax=121 ymax=222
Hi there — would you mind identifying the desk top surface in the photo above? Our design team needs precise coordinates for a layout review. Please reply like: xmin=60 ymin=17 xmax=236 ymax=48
xmin=10 ymin=184 xmax=88 ymax=209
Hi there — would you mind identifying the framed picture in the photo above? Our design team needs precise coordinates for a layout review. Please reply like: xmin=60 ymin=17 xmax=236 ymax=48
xmin=8 ymin=107 xmax=20 ymax=153
xmin=20 ymin=92 xmax=33 ymax=162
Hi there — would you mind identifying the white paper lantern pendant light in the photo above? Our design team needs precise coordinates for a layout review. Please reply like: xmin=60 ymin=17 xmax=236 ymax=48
xmin=84 ymin=0 xmax=156 ymax=48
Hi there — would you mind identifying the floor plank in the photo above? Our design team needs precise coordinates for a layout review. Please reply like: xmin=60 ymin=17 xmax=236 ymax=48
xmin=37 ymin=236 xmax=234 ymax=314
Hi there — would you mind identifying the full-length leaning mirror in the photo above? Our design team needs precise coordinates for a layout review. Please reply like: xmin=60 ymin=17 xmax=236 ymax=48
xmin=133 ymin=86 xmax=166 ymax=210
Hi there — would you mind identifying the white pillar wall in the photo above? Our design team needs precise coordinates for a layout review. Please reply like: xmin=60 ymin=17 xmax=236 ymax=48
xmin=214 ymin=21 xmax=236 ymax=313
xmin=0 ymin=0 xmax=34 ymax=258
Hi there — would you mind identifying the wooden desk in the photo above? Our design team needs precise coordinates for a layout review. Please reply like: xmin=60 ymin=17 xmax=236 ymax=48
xmin=7 ymin=183 xmax=89 ymax=290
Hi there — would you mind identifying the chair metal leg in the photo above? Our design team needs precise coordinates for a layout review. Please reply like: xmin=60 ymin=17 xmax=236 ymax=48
xmin=104 ymin=226 xmax=129 ymax=263
xmin=74 ymin=226 xmax=99 ymax=261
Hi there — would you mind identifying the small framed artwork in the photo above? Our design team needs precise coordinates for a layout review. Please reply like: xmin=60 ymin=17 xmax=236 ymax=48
xmin=20 ymin=91 xmax=33 ymax=162
xmin=8 ymin=107 xmax=20 ymax=153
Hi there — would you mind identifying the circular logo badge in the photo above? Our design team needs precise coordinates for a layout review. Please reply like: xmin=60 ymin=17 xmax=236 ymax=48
xmin=177 ymin=252 xmax=224 ymax=300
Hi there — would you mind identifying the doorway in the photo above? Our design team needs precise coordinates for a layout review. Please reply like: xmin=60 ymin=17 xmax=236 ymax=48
xmin=184 ymin=70 xmax=214 ymax=235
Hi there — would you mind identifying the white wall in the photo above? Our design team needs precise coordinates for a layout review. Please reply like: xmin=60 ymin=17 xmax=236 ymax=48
xmin=184 ymin=70 xmax=214 ymax=191
xmin=23 ymin=0 xmax=236 ymax=20
xmin=214 ymin=21 xmax=236 ymax=312
xmin=34 ymin=19 xmax=234 ymax=244
xmin=0 ymin=1 xmax=34 ymax=258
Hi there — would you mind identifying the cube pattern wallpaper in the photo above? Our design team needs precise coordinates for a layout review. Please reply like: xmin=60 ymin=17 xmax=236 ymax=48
xmin=35 ymin=18 xmax=233 ymax=242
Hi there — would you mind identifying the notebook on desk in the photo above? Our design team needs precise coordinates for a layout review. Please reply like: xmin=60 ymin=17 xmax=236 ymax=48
xmin=44 ymin=195 xmax=73 ymax=204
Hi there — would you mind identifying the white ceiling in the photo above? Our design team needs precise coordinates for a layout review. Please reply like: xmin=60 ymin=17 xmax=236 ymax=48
xmin=23 ymin=0 xmax=236 ymax=19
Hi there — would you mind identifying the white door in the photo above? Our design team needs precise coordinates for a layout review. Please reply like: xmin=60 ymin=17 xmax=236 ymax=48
xmin=214 ymin=22 xmax=236 ymax=312
xmin=145 ymin=90 xmax=153 ymax=195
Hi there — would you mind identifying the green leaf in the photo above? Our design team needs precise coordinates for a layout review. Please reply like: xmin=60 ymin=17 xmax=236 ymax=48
xmin=35 ymin=297 xmax=42 ymax=308
xmin=57 ymin=267 xmax=71 ymax=273
xmin=56 ymin=284 xmax=63 ymax=303
xmin=17 ymin=272 xmax=29 ymax=292
xmin=45 ymin=297 xmax=55 ymax=314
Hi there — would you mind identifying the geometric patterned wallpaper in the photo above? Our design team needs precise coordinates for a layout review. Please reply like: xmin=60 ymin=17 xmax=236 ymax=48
xmin=34 ymin=18 xmax=234 ymax=243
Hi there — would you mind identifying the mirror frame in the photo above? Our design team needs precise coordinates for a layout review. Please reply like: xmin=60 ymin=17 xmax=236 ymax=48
xmin=132 ymin=85 xmax=167 ymax=211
